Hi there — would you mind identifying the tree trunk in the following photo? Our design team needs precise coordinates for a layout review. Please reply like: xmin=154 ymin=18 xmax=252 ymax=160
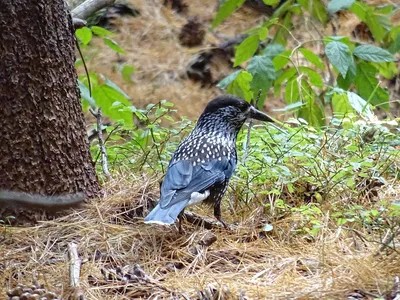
xmin=0 ymin=1 xmax=101 ymax=206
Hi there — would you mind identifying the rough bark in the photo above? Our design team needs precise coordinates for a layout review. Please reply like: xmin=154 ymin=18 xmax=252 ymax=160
xmin=0 ymin=1 xmax=101 ymax=205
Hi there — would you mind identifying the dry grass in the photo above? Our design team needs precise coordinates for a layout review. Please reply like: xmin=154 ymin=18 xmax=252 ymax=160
xmin=1 ymin=174 xmax=399 ymax=299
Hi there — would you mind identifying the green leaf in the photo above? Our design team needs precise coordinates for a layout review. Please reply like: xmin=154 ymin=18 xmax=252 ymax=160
xmin=272 ymin=11 xmax=292 ymax=46
xmin=365 ymin=9 xmax=386 ymax=43
xmin=91 ymin=26 xmax=114 ymax=37
xmin=104 ymin=38 xmax=125 ymax=54
xmin=248 ymin=56 xmax=275 ymax=101
xmin=388 ymin=31 xmax=400 ymax=54
xmin=272 ymin=50 xmax=291 ymax=71
xmin=273 ymin=101 xmax=305 ymax=112
xmin=212 ymin=0 xmax=246 ymax=28
xmin=263 ymin=0 xmax=280 ymax=6
xmin=298 ymin=0 xmax=328 ymax=24
xmin=258 ymin=27 xmax=269 ymax=40
xmin=347 ymin=91 xmax=375 ymax=120
xmin=234 ymin=35 xmax=259 ymax=66
xmin=325 ymin=41 xmax=352 ymax=77
xmin=337 ymin=71 xmax=355 ymax=90
xmin=354 ymin=62 xmax=389 ymax=110
xmin=274 ymin=67 xmax=297 ymax=96
xmin=354 ymin=45 xmax=396 ymax=62
xmin=227 ymin=71 xmax=253 ymax=101
xmin=299 ymin=48 xmax=325 ymax=69
xmin=327 ymin=0 xmax=355 ymax=14
xmin=217 ymin=70 xmax=241 ymax=89
xmin=285 ymin=78 xmax=300 ymax=104
xmin=371 ymin=61 xmax=398 ymax=79
xmin=299 ymin=66 xmax=323 ymax=88
xmin=262 ymin=44 xmax=285 ymax=59
xmin=121 ymin=64 xmax=136 ymax=83
xmin=92 ymin=84 xmax=133 ymax=126
xmin=298 ymin=95 xmax=325 ymax=128
xmin=75 ymin=27 xmax=92 ymax=45
xmin=78 ymin=80 xmax=96 ymax=109
xmin=332 ymin=92 xmax=354 ymax=117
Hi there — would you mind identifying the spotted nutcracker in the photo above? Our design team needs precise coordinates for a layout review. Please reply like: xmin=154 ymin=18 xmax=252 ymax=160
xmin=144 ymin=94 xmax=274 ymax=228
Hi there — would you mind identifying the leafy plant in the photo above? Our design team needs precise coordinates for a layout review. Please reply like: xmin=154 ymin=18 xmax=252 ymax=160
xmin=214 ymin=0 xmax=399 ymax=127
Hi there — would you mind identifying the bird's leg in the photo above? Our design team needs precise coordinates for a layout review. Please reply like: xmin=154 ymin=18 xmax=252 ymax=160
xmin=177 ymin=209 xmax=185 ymax=234
xmin=214 ymin=203 xmax=229 ymax=230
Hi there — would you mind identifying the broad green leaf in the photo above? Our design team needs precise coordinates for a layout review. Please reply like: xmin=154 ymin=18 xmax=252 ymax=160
xmin=92 ymin=84 xmax=133 ymax=126
xmin=285 ymin=78 xmax=300 ymax=104
xmin=273 ymin=50 xmax=291 ymax=71
xmin=274 ymin=67 xmax=297 ymax=96
xmin=262 ymin=44 xmax=285 ymax=59
xmin=371 ymin=61 xmax=398 ymax=79
xmin=327 ymin=0 xmax=355 ymax=14
xmin=347 ymin=91 xmax=375 ymax=120
xmin=75 ymin=27 xmax=92 ymax=45
xmin=234 ymin=35 xmax=259 ymax=66
xmin=365 ymin=9 xmax=386 ymax=43
xmin=349 ymin=1 xmax=368 ymax=21
xmin=298 ymin=93 xmax=325 ymax=128
xmin=299 ymin=48 xmax=325 ymax=69
xmin=354 ymin=45 xmax=396 ymax=62
xmin=91 ymin=26 xmax=114 ymax=37
xmin=298 ymin=0 xmax=328 ymax=24
xmin=248 ymin=56 xmax=275 ymax=102
xmin=299 ymin=66 xmax=323 ymax=88
xmin=227 ymin=71 xmax=253 ymax=101
xmin=272 ymin=0 xmax=292 ymax=18
xmin=263 ymin=0 xmax=280 ymax=6
xmin=121 ymin=64 xmax=136 ymax=83
xmin=354 ymin=62 xmax=389 ymax=110
xmin=212 ymin=0 xmax=246 ymax=28
xmin=104 ymin=38 xmax=125 ymax=54
xmin=332 ymin=92 xmax=354 ymax=117
xmin=258 ymin=27 xmax=269 ymax=40
xmin=217 ymin=70 xmax=241 ymax=89
xmin=325 ymin=41 xmax=351 ymax=77
xmin=103 ymin=77 xmax=131 ymax=99
xmin=388 ymin=29 xmax=400 ymax=54
xmin=337 ymin=71 xmax=355 ymax=90
xmin=272 ymin=11 xmax=292 ymax=46
xmin=275 ymin=67 xmax=297 ymax=85
xmin=78 ymin=80 xmax=96 ymax=109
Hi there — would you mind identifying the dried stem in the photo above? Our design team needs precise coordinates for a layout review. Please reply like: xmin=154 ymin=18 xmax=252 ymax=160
xmin=71 ymin=0 xmax=115 ymax=20
xmin=90 ymin=108 xmax=111 ymax=180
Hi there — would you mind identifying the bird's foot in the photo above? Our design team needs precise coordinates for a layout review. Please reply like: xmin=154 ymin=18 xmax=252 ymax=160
xmin=216 ymin=217 xmax=230 ymax=230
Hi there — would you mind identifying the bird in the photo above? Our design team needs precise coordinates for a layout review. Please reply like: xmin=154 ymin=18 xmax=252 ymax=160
xmin=144 ymin=94 xmax=274 ymax=229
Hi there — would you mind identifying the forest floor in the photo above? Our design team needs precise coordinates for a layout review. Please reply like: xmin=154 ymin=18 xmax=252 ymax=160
xmin=1 ymin=175 xmax=400 ymax=299
xmin=1 ymin=0 xmax=400 ymax=299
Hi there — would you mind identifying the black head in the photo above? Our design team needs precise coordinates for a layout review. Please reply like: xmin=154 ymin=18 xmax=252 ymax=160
xmin=201 ymin=95 xmax=274 ymax=123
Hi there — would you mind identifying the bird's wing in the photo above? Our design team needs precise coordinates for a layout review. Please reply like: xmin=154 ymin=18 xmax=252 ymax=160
xmin=159 ymin=157 xmax=233 ymax=209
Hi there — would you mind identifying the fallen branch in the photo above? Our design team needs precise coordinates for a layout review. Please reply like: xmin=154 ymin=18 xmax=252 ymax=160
xmin=71 ymin=0 xmax=115 ymax=20
xmin=68 ymin=242 xmax=84 ymax=299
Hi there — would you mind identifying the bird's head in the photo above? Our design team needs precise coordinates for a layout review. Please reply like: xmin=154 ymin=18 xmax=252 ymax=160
xmin=196 ymin=95 xmax=274 ymax=136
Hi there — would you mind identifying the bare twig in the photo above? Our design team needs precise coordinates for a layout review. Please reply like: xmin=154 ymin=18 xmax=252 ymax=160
xmin=71 ymin=0 xmax=115 ymax=20
xmin=375 ymin=227 xmax=400 ymax=256
xmin=242 ymin=90 xmax=262 ymax=165
xmin=90 ymin=108 xmax=111 ymax=180
xmin=68 ymin=242 xmax=84 ymax=299
xmin=73 ymin=18 xmax=87 ymax=30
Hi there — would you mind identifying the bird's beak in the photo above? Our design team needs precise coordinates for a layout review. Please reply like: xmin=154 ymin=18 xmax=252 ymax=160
xmin=249 ymin=106 xmax=274 ymax=122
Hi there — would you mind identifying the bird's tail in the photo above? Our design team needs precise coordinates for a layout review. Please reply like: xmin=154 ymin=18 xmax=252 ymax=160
xmin=144 ymin=201 xmax=188 ymax=225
